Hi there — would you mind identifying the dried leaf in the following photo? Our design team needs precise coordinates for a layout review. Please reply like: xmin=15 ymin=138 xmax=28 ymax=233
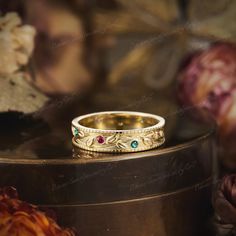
xmin=94 ymin=10 xmax=165 ymax=34
xmin=0 ymin=73 xmax=48 ymax=114
xmin=109 ymin=34 xmax=187 ymax=89
xmin=188 ymin=0 xmax=236 ymax=42
xmin=117 ymin=0 xmax=180 ymax=24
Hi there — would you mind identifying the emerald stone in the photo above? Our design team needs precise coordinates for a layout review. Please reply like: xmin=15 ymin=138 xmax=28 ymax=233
xmin=74 ymin=128 xmax=79 ymax=137
xmin=131 ymin=140 xmax=139 ymax=148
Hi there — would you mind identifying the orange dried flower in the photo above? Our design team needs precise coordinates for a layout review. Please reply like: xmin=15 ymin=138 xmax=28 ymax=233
xmin=0 ymin=187 xmax=77 ymax=236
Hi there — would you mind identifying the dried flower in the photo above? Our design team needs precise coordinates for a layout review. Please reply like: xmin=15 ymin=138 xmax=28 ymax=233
xmin=0 ymin=12 xmax=36 ymax=75
xmin=213 ymin=175 xmax=236 ymax=225
xmin=178 ymin=43 xmax=236 ymax=127
xmin=0 ymin=187 xmax=77 ymax=236
xmin=178 ymin=43 xmax=236 ymax=168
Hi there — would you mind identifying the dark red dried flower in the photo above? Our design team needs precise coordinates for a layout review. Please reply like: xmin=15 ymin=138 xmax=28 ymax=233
xmin=178 ymin=43 xmax=236 ymax=168
xmin=178 ymin=43 xmax=236 ymax=134
xmin=213 ymin=175 xmax=236 ymax=225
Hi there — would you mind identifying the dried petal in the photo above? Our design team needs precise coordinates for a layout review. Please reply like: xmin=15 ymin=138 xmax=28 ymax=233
xmin=0 ymin=187 xmax=77 ymax=236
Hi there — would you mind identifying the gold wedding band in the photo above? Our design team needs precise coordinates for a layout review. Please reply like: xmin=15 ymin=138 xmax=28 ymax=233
xmin=71 ymin=111 xmax=165 ymax=153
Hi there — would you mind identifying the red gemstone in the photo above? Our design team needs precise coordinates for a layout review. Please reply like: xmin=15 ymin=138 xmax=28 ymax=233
xmin=97 ymin=135 xmax=105 ymax=144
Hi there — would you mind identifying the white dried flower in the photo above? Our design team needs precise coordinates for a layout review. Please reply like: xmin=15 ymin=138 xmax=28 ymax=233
xmin=0 ymin=12 xmax=36 ymax=75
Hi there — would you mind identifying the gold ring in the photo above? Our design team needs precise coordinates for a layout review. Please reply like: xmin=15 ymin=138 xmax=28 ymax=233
xmin=71 ymin=111 xmax=165 ymax=153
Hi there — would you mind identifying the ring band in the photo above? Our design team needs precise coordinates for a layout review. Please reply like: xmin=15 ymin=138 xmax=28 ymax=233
xmin=71 ymin=111 xmax=165 ymax=153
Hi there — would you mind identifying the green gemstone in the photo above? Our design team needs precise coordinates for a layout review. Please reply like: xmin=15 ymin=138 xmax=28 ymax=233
xmin=74 ymin=128 xmax=79 ymax=137
xmin=131 ymin=140 xmax=139 ymax=148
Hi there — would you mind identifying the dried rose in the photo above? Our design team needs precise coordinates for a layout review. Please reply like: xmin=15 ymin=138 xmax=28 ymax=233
xmin=178 ymin=43 xmax=236 ymax=127
xmin=178 ymin=43 xmax=236 ymax=168
xmin=0 ymin=187 xmax=77 ymax=236
xmin=213 ymin=175 xmax=236 ymax=225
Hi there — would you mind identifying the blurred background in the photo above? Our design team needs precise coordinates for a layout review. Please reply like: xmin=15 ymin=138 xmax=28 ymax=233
xmin=0 ymin=0 xmax=236 ymax=169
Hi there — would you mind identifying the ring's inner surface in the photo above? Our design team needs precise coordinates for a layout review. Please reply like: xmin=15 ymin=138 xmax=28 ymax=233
xmin=79 ymin=113 xmax=159 ymax=130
